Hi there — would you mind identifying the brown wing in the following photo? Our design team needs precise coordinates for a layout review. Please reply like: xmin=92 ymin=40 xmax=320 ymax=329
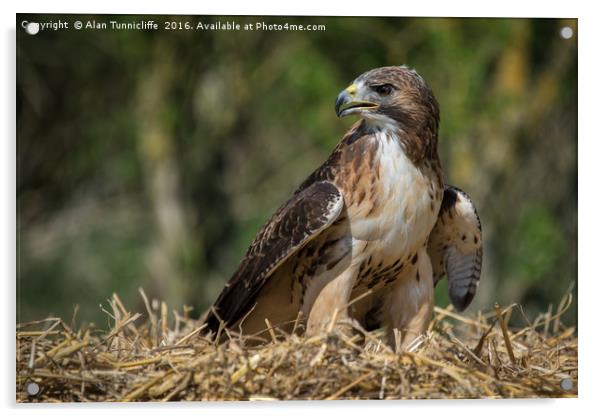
xmin=427 ymin=185 xmax=482 ymax=311
xmin=204 ymin=181 xmax=344 ymax=333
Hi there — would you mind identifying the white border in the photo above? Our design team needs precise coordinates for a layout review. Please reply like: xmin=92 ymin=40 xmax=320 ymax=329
xmin=5 ymin=0 xmax=583 ymax=17
xmin=3 ymin=1 xmax=600 ymax=416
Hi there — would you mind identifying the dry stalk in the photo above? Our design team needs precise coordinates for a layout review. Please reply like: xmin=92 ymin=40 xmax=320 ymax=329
xmin=16 ymin=292 xmax=577 ymax=402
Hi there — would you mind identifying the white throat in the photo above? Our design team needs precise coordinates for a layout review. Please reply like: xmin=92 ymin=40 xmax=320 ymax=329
xmin=362 ymin=113 xmax=400 ymax=134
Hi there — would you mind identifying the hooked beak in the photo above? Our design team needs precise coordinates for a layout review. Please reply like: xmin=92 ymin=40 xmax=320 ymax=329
xmin=335 ymin=84 xmax=378 ymax=117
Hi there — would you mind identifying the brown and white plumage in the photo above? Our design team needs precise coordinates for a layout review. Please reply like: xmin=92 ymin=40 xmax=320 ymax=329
xmin=428 ymin=185 xmax=483 ymax=311
xmin=203 ymin=66 xmax=482 ymax=349
xmin=204 ymin=181 xmax=344 ymax=332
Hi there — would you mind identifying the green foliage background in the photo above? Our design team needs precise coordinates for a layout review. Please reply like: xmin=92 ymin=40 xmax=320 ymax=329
xmin=17 ymin=15 xmax=577 ymax=327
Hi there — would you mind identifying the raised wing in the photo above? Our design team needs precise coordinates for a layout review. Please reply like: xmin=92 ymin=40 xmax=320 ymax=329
xmin=427 ymin=185 xmax=482 ymax=311
xmin=204 ymin=181 xmax=344 ymax=333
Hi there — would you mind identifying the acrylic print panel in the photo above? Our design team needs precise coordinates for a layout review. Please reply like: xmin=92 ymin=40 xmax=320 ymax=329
xmin=16 ymin=14 xmax=577 ymax=401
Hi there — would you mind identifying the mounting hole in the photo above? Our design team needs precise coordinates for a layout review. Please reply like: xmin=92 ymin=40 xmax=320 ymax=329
xmin=560 ymin=26 xmax=573 ymax=40
xmin=560 ymin=378 xmax=573 ymax=391
xmin=25 ymin=22 xmax=40 ymax=35
xmin=26 ymin=382 xmax=40 ymax=396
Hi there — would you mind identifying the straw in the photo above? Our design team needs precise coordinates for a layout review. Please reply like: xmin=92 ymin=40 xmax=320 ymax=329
xmin=16 ymin=291 xmax=577 ymax=401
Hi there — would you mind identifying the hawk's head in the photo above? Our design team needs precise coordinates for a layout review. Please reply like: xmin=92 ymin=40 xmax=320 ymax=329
xmin=335 ymin=66 xmax=439 ymax=134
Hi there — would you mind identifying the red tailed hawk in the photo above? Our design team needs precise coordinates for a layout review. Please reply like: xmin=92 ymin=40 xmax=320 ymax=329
xmin=204 ymin=66 xmax=482 ymax=349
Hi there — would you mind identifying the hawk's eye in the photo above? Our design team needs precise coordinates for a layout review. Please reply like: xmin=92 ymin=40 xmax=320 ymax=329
xmin=372 ymin=84 xmax=394 ymax=96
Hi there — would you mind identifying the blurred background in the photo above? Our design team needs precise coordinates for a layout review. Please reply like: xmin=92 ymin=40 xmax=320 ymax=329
xmin=17 ymin=15 xmax=577 ymax=327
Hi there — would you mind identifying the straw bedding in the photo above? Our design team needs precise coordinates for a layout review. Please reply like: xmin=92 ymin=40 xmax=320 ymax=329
xmin=16 ymin=290 xmax=577 ymax=402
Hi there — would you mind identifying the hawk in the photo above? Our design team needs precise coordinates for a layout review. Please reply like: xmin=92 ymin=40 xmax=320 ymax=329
xmin=204 ymin=66 xmax=482 ymax=349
